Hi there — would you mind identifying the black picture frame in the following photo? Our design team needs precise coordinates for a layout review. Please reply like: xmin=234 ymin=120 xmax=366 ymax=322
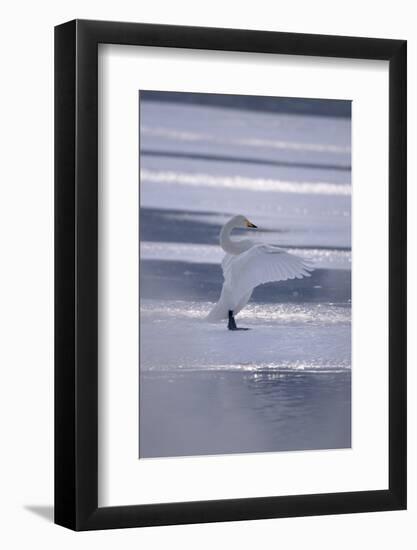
xmin=55 ymin=19 xmax=407 ymax=531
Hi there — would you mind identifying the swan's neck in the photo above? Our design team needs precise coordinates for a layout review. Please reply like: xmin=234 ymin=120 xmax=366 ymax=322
xmin=220 ymin=220 xmax=242 ymax=254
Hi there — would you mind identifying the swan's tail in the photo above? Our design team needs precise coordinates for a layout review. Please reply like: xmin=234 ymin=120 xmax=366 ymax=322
xmin=206 ymin=287 xmax=252 ymax=322
xmin=206 ymin=300 xmax=228 ymax=322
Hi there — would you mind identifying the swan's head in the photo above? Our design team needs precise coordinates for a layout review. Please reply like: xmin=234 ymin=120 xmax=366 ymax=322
xmin=231 ymin=215 xmax=258 ymax=229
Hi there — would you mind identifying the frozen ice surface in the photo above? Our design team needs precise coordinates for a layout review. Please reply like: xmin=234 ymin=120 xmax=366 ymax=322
xmin=140 ymin=241 xmax=351 ymax=270
xmin=140 ymin=101 xmax=351 ymax=167
xmin=140 ymin=299 xmax=351 ymax=458
xmin=140 ymin=101 xmax=351 ymax=248
xmin=140 ymin=299 xmax=351 ymax=374
xmin=138 ymin=97 xmax=351 ymax=458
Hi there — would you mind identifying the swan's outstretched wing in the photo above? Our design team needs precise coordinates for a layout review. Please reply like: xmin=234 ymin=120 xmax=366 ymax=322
xmin=223 ymin=244 xmax=314 ymax=302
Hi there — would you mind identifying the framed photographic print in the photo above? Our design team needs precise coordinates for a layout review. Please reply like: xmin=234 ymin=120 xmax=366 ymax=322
xmin=55 ymin=20 xmax=406 ymax=530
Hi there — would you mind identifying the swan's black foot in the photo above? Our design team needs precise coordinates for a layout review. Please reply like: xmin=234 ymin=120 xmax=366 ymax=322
xmin=227 ymin=310 xmax=250 ymax=331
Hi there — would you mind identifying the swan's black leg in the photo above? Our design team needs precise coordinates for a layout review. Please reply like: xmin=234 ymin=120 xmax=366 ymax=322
xmin=227 ymin=310 xmax=250 ymax=331
xmin=227 ymin=310 xmax=237 ymax=330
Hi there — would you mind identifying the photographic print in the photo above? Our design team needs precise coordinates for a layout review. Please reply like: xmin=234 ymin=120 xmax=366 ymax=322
xmin=139 ymin=91 xmax=351 ymax=459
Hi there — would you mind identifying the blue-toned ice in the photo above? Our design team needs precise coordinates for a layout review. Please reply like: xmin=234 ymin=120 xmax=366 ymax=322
xmin=139 ymin=96 xmax=351 ymax=458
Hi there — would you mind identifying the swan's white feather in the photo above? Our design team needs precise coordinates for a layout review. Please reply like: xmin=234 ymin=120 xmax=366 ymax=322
xmin=206 ymin=216 xmax=314 ymax=322
xmin=207 ymin=245 xmax=313 ymax=321
xmin=225 ymin=244 xmax=313 ymax=304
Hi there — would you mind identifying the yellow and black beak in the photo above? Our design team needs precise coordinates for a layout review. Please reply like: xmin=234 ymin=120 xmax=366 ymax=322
xmin=245 ymin=220 xmax=258 ymax=229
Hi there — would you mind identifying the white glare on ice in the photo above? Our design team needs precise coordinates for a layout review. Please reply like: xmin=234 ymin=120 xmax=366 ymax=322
xmin=140 ymin=300 xmax=351 ymax=375
xmin=141 ymin=125 xmax=351 ymax=155
xmin=140 ymin=299 xmax=351 ymax=325
xmin=140 ymin=241 xmax=351 ymax=270
xmin=143 ymin=360 xmax=351 ymax=375
xmin=141 ymin=169 xmax=351 ymax=197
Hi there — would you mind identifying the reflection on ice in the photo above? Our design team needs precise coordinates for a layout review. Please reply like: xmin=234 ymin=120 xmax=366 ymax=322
xmin=140 ymin=367 xmax=351 ymax=457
